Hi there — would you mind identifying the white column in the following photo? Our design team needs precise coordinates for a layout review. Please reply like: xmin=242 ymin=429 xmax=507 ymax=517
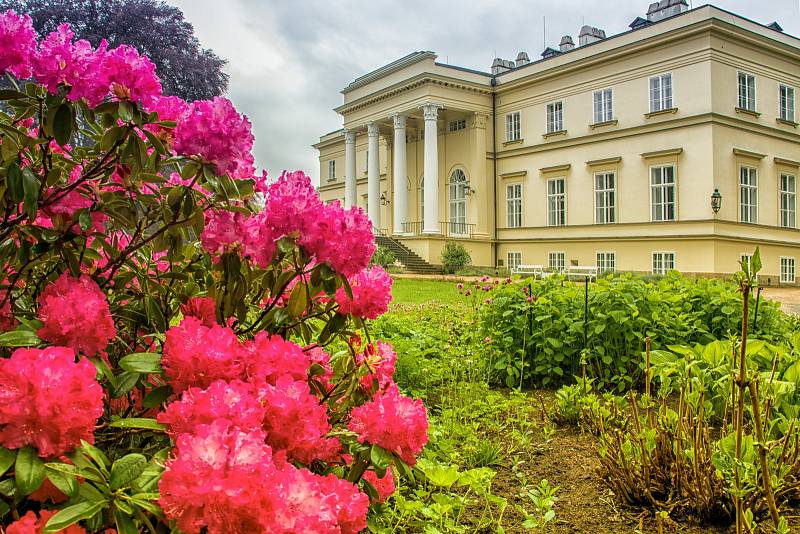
xmin=392 ymin=114 xmax=407 ymax=235
xmin=422 ymin=104 xmax=441 ymax=234
xmin=367 ymin=122 xmax=380 ymax=230
xmin=344 ymin=130 xmax=356 ymax=208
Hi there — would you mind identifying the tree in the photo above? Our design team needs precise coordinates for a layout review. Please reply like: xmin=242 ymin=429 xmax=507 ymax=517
xmin=0 ymin=0 xmax=228 ymax=101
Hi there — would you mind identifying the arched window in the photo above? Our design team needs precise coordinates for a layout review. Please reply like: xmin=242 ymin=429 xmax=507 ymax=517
xmin=448 ymin=169 xmax=467 ymax=234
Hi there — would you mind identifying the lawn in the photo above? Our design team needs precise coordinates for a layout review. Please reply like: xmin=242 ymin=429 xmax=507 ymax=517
xmin=390 ymin=277 xmax=462 ymax=305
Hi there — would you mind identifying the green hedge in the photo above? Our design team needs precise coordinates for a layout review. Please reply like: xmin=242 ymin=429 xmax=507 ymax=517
xmin=479 ymin=272 xmax=788 ymax=390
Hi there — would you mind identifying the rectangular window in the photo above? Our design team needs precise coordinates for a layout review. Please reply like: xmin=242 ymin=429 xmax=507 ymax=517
xmin=547 ymin=178 xmax=566 ymax=227
xmin=594 ymin=172 xmax=616 ymax=224
xmin=780 ymin=173 xmax=796 ymax=228
xmin=652 ymin=252 xmax=675 ymax=275
xmin=593 ymin=88 xmax=613 ymax=124
xmin=448 ymin=119 xmax=466 ymax=132
xmin=780 ymin=85 xmax=796 ymax=122
xmin=781 ymin=257 xmax=796 ymax=284
xmin=546 ymin=101 xmax=563 ymax=133
xmin=506 ymin=112 xmax=521 ymax=141
xmin=507 ymin=252 xmax=522 ymax=270
xmin=596 ymin=252 xmax=616 ymax=273
xmin=739 ymin=166 xmax=758 ymax=223
xmin=548 ymin=252 xmax=565 ymax=272
xmin=737 ymin=72 xmax=756 ymax=111
xmin=740 ymin=253 xmax=753 ymax=272
xmin=506 ymin=183 xmax=523 ymax=228
xmin=327 ymin=160 xmax=336 ymax=181
xmin=650 ymin=165 xmax=676 ymax=221
xmin=649 ymin=73 xmax=673 ymax=112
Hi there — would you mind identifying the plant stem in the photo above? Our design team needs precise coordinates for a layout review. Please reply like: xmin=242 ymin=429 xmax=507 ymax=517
xmin=748 ymin=378 xmax=780 ymax=527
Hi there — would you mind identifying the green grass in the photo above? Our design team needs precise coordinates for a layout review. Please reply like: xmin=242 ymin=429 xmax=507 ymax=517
xmin=391 ymin=277 xmax=461 ymax=305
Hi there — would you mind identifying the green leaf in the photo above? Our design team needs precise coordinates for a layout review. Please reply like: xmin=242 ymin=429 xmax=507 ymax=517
xmin=110 ymin=454 xmax=147 ymax=490
xmin=751 ymin=247 xmax=762 ymax=277
xmin=43 ymin=500 xmax=106 ymax=533
xmin=370 ymin=444 xmax=395 ymax=469
xmin=0 ymin=447 xmax=16 ymax=477
xmin=142 ymin=385 xmax=172 ymax=408
xmin=109 ymin=418 xmax=166 ymax=431
xmin=118 ymin=352 xmax=163 ymax=374
xmin=21 ymin=167 xmax=38 ymax=220
xmin=114 ymin=508 xmax=138 ymax=534
xmin=111 ymin=371 xmax=140 ymax=397
xmin=53 ymin=103 xmax=74 ymax=146
xmin=287 ymin=281 xmax=308 ymax=318
xmin=79 ymin=440 xmax=110 ymax=469
xmin=0 ymin=329 xmax=40 ymax=347
xmin=45 ymin=465 xmax=79 ymax=497
xmin=0 ymin=89 xmax=27 ymax=100
xmin=0 ymin=499 xmax=9 ymax=519
xmin=15 ymin=446 xmax=45 ymax=495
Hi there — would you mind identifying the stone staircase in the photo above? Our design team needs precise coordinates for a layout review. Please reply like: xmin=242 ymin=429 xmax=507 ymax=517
xmin=374 ymin=234 xmax=442 ymax=274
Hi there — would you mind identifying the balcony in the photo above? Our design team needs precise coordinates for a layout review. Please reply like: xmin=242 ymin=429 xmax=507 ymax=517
xmin=400 ymin=221 xmax=476 ymax=238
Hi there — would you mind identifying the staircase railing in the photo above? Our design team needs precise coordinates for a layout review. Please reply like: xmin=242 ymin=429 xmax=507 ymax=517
xmin=374 ymin=232 xmax=416 ymax=267
xmin=401 ymin=221 xmax=476 ymax=238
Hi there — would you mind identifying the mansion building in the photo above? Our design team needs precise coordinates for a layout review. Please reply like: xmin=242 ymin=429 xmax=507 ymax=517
xmin=313 ymin=2 xmax=800 ymax=282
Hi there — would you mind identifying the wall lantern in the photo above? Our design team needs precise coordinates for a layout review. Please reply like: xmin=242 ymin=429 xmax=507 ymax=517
xmin=711 ymin=189 xmax=722 ymax=214
xmin=463 ymin=182 xmax=477 ymax=196
xmin=380 ymin=192 xmax=390 ymax=206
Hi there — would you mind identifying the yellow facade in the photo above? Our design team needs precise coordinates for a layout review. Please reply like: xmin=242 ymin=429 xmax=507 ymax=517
xmin=313 ymin=5 xmax=800 ymax=283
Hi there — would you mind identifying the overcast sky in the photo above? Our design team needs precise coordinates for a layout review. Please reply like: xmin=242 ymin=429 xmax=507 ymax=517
xmin=169 ymin=0 xmax=800 ymax=184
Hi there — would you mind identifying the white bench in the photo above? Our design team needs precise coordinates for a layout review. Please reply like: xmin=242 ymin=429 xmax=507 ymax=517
xmin=566 ymin=265 xmax=598 ymax=281
xmin=512 ymin=264 xmax=545 ymax=278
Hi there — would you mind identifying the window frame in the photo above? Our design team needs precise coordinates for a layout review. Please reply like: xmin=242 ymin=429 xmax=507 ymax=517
xmin=546 ymin=177 xmax=566 ymax=227
xmin=548 ymin=251 xmax=566 ymax=273
xmin=505 ymin=112 xmax=521 ymax=142
xmin=780 ymin=84 xmax=796 ymax=123
xmin=546 ymin=101 xmax=564 ymax=133
xmin=507 ymin=251 xmax=522 ymax=270
xmin=737 ymin=71 xmax=756 ymax=112
xmin=593 ymin=88 xmax=614 ymax=124
xmin=596 ymin=251 xmax=616 ymax=273
xmin=448 ymin=118 xmax=467 ymax=132
xmin=652 ymin=251 xmax=676 ymax=276
xmin=448 ymin=168 xmax=468 ymax=233
xmin=327 ymin=159 xmax=336 ymax=182
xmin=649 ymin=73 xmax=673 ymax=113
xmin=506 ymin=182 xmax=523 ymax=228
xmin=781 ymin=256 xmax=796 ymax=284
xmin=739 ymin=165 xmax=758 ymax=224
xmin=780 ymin=173 xmax=796 ymax=229
xmin=594 ymin=171 xmax=616 ymax=224
xmin=650 ymin=165 xmax=676 ymax=222
xmin=740 ymin=253 xmax=753 ymax=273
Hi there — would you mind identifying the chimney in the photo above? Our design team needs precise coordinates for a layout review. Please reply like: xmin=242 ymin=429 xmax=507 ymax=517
xmin=578 ymin=25 xmax=606 ymax=46
xmin=491 ymin=58 xmax=514 ymax=75
xmin=515 ymin=52 xmax=530 ymax=67
xmin=646 ymin=0 xmax=688 ymax=23
xmin=541 ymin=47 xmax=561 ymax=59
xmin=559 ymin=35 xmax=575 ymax=52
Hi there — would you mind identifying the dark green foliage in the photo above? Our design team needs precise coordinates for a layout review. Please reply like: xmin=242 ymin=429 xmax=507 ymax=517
xmin=370 ymin=245 xmax=395 ymax=269
xmin=440 ymin=241 xmax=470 ymax=274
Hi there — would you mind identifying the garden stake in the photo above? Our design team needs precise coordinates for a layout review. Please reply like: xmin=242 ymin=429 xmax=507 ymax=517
xmin=734 ymin=280 xmax=751 ymax=534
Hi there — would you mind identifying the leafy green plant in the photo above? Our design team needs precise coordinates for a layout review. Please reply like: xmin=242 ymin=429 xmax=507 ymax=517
xmin=441 ymin=241 xmax=471 ymax=274
xmin=371 ymin=245 xmax=396 ymax=269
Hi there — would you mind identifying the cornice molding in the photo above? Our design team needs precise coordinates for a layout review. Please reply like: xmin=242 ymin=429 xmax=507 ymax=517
xmin=733 ymin=148 xmax=766 ymax=160
xmin=586 ymin=157 xmax=622 ymax=166
xmin=539 ymin=164 xmax=571 ymax=174
xmin=641 ymin=148 xmax=683 ymax=159
xmin=500 ymin=170 xmax=528 ymax=179
xmin=775 ymin=157 xmax=800 ymax=167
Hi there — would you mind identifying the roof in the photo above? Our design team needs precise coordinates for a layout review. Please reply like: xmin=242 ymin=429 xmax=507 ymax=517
xmin=342 ymin=51 xmax=436 ymax=93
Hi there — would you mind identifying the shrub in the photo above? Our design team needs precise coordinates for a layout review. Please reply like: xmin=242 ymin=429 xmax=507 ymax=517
xmin=441 ymin=241 xmax=471 ymax=274
xmin=0 ymin=12 xmax=427 ymax=533
xmin=371 ymin=245 xmax=396 ymax=268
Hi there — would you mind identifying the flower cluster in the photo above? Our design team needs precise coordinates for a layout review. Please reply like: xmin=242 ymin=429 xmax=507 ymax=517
xmin=6 ymin=509 xmax=86 ymax=534
xmin=174 ymin=97 xmax=255 ymax=178
xmin=37 ymin=272 xmax=116 ymax=357
xmin=348 ymin=386 xmax=429 ymax=465
xmin=0 ymin=346 xmax=103 ymax=458
xmin=336 ymin=265 xmax=393 ymax=319
xmin=0 ymin=10 xmax=35 ymax=79
xmin=357 ymin=341 xmax=398 ymax=393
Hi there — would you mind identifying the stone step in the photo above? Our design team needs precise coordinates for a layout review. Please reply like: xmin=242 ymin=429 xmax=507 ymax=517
xmin=375 ymin=235 xmax=442 ymax=274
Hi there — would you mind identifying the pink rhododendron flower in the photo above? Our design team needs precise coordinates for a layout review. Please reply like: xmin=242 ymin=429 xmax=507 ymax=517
xmin=180 ymin=296 xmax=217 ymax=327
xmin=6 ymin=509 xmax=86 ymax=534
xmin=348 ymin=385 xmax=428 ymax=465
xmin=259 ymin=376 xmax=340 ymax=464
xmin=0 ymin=290 xmax=16 ymax=332
xmin=270 ymin=460 xmax=369 ymax=534
xmin=245 ymin=332 xmax=310 ymax=387
xmin=335 ymin=265 xmax=393 ymax=319
xmin=37 ymin=272 xmax=116 ymax=356
xmin=307 ymin=346 xmax=335 ymax=392
xmin=363 ymin=468 xmax=396 ymax=503
xmin=162 ymin=317 xmax=246 ymax=393
xmin=32 ymin=24 xmax=108 ymax=106
xmin=174 ymin=97 xmax=255 ymax=179
xmin=158 ymin=379 xmax=264 ymax=435
xmin=159 ymin=422 xmax=278 ymax=534
xmin=101 ymin=44 xmax=162 ymax=107
xmin=201 ymin=209 xmax=276 ymax=267
xmin=358 ymin=341 xmax=397 ymax=393
xmin=0 ymin=10 xmax=36 ymax=78
xmin=262 ymin=170 xmax=322 ymax=237
xmin=29 ymin=478 xmax=68 ymax=504
xmin=0 ymin=346 xmax=103 ymax=457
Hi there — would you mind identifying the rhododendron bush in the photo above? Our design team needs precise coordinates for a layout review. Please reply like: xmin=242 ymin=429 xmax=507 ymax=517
xmin=0 ymin=10 xmax=427 ymax=533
